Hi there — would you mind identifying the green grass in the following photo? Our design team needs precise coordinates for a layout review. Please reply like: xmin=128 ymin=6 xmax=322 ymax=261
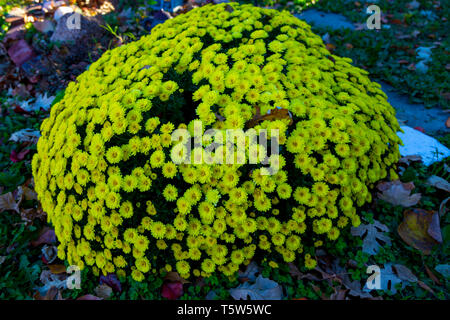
xmin=311 ymin=0 xmax=450 ymax=108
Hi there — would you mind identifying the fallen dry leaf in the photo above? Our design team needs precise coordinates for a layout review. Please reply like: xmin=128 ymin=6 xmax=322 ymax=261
xmin=94 ymin=284 xmax=113 ymax=300
xmin=48 ymin=264 xmax=67 ymax=275
xmin=20 ymin=185 xmax=37 ymax=201
xmin=0 ymin=192 xmax=21 ymax=213
xmin=426 ymin=175 xmax=450 ymax=192
xmin=393 ymin=264 xmax=418 ymax=282
xmin=377 ymin=180 xmax=421 ymax=207
xmin=351 ymin=220 xmax=391 ymax=255
xmin=34 ymin=286 xmax=63 ymax=300
xmin=425 ymin=264 xmax=442 ymax=286
xmin=398 ymin=208 xmax=442 ymax=255
xmin=439 ymin=197 xmax=450 ymax=218
xmin=164 ymin=271 xmax=190 ymax=284
xmin=229 ymin=275 xmax=283 ymax=300
xmin=288 ymin=262 xmax=321 ymax=281
xmin=246 ymin=106 xmax=293 ymax=128
xmin=31 ymin=227 xmax=56 ymax=247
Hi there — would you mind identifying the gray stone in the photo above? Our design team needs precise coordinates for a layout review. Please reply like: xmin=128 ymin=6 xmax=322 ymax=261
xmin=294 ymin=9 xmax=355 ymax=30
xmin=50 ymin=13 xmax=104 ymax=44
xmin=381 ymin=82 xmax=449 ymax=135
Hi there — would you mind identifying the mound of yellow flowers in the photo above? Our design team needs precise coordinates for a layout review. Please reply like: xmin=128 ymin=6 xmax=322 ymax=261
xmin=32 ymin=3 xmax=401 ymax=281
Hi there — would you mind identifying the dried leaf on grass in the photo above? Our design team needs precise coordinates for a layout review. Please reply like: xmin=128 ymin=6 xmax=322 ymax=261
xmin=398 ymin=208 xmax=442 ymax=255
xmin=31 ymin=227 xmax=56 ymax=247
xmin=377 ymin=180 xmax=421 ymax=207
xmin=246 ymin=106 xmax=293 ymax=128
xmin=34 ymin=286 xmax=64 ymax=300
xmin=392 ymin=264 xmax=418 ymax=282
xmin=288 ymin=262 xmax=320 ymax=281
xmin=164 ymin=272 xmax=190 ymax=284
xmin=94 ymin=284 xmax=113 ymax=300
xmin=351 ymin=220 xmax=391 ymax=255
xmin=35 ymin=270 xmax=67 ymax=298
xmin=426 ymin=175 xmax=450 ymax=192
xmin=48 ymin=264 xmax=66 ymax=274
xmin=100 ymin=274 xmax=122 ymax=293
xmin=0 ymin=192 xmax=21 ymax=213
xmin=439 ymin=197 xmax=450 ymax=218
xmin=9 ymin=128 xmax=40 ymax=144
xmin=425 ymin=265 xmax=442 ymax=285
xmin=230 ymin=275 xmax=283 ymax=300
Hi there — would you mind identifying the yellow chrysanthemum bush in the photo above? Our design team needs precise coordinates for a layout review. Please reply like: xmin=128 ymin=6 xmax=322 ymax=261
xmin=32 ymin=3 xmax=402 ymax=281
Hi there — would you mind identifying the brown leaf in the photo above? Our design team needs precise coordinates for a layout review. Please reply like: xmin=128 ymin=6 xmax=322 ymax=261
xmin=164 ymin=271 xmax=190 ymax=284
xmin=426 ymin=175 xmax=450 ymax=192
xmin=425 ymin=264 xmax=442 ymax=286
xmin=0 ymin=192 xmax=21 ymax=213
xmin=94 ymin=284 xmax=113 ymax=299
xmin=21 ymin=186 xmax=37 ymax=201
xmin=418 ymin=280 xmax=435 ymax=295
xmin=34 ymin=286 xmax=60 ymax=300
xmin=390 ymin=19 xmax=404 ymax=25
xmin=377 ymin=180 xmax=421 ymax=207
xmin=288 ymin=262 xmax=320 ymax=281
xmin=329 ymin=288 xmax=348 ymax=300
xmin=31 ymin=227 xmax=56 ymax=247
xmin=446 ymin=117 xmax=450 ymax=128
xmin=326 ymin=43 xmax=336 ymax=52
xmin=344 ymin=43 xmax=353 ymax=50
xmin=19 ymin=206 xmax=46 ymax=224
xmin=439 ymin=197 xmax=450 ymax=218
xmin=393 ymin=264 xmax=418 ymax=282
xmin=246 ymin=106 xmax=293 ymax=128
xmin=398 ymin=208 xmax=442 ymax=255
xmin=48 ymin=264 xmax=67 ymax=274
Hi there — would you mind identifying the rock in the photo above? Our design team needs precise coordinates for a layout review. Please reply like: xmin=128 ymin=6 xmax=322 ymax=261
xmin=33 ymin=20 xmax=55 ymax=34
xmin=50 ymin=13 xmax=104 ymax=44
xmin=381 ymin=82 xmax=448 ymax=135
xmin=5 ymin=16 xmax=24 ymax=28
xmin=21 ymin=55 xmax=51 ymax=83
xmin=397 ymin=126 xmax=450 ymax=166
xmin=3 ymin=25 xmax=26 ymax=43
xmin=7 ymin=7 xmax=26 ymax=17
xmin=7 ymin=39 xmax=35 ymax=66
xmin=54 ymin=6 xmax=74 ymax=21
xmin=294 ymin=9 xmax=355 ymax=30
xmin=43 ymin=0 xmax=68 ymax=12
